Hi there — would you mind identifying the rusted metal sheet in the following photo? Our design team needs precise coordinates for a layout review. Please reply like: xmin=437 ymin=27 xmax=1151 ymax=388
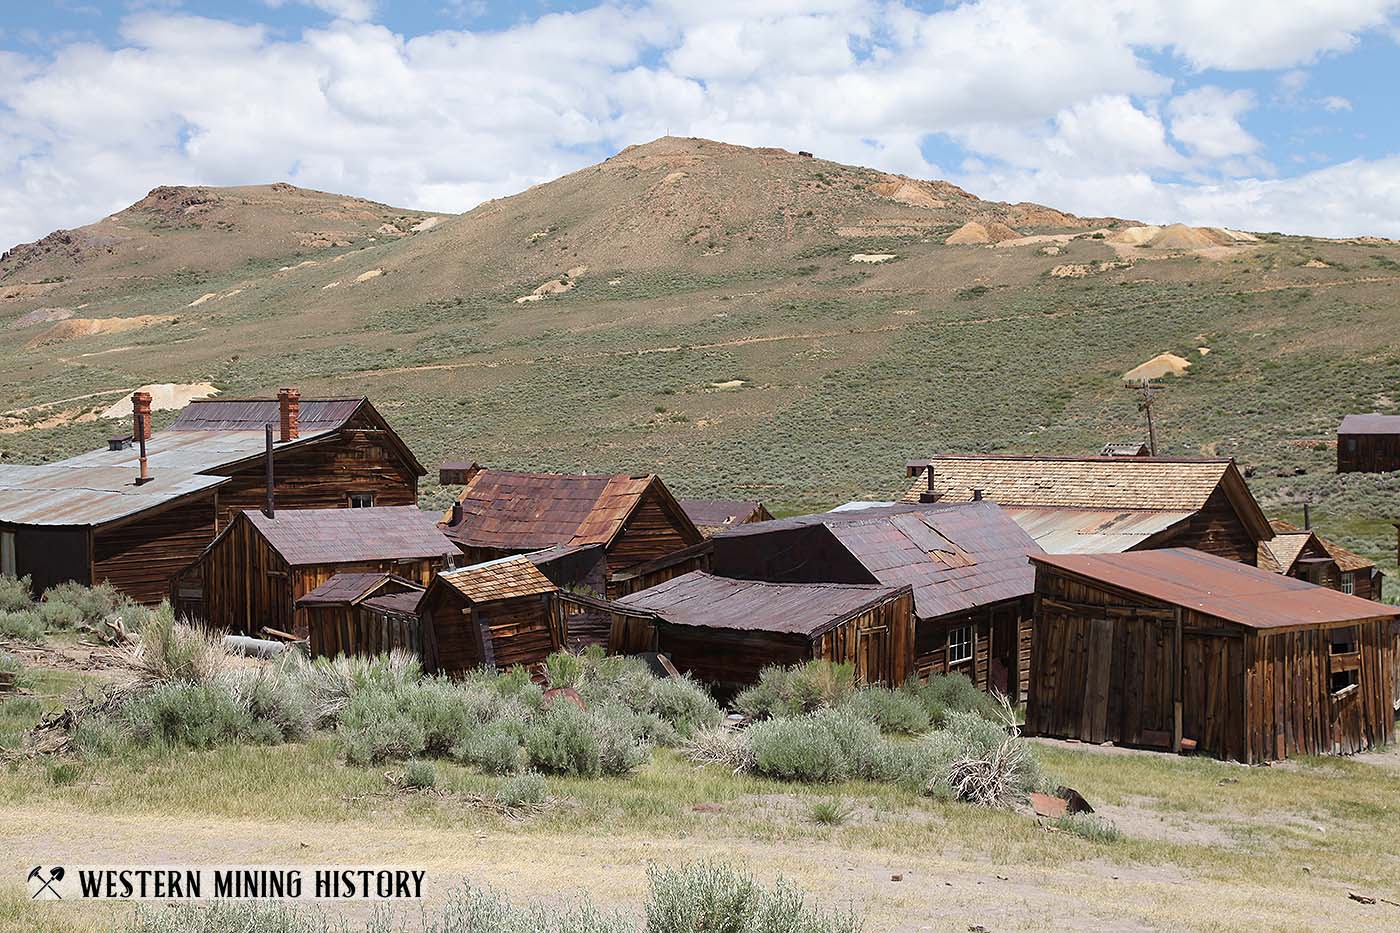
xmin=297 ymin=571 xmax=423 ymax=607
xmin=246 ymin=506 xmax=459 ymax=566
xmin=168 ymin=398 xmax=363 ymax=433
xmin=0 ymin=464 xmax=228 ymax=527
xmin=618 ymin=570 xmax=908 ymax=637
xmin=678 ymin=498 xmax=772 ymax=536
xmin=1002 ymin=506 xmax=1193 ymax=554
xmin=1031 ymin=548 xmax=1400 ymax=629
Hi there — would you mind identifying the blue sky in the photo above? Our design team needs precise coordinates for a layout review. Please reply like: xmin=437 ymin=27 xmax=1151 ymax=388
xmin=2 ymin=1 xmax=1399 ymax=248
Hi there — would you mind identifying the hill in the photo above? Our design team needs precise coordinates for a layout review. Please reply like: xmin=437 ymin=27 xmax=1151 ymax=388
xmin=2 ymin=136 xmax=1399 ymax=584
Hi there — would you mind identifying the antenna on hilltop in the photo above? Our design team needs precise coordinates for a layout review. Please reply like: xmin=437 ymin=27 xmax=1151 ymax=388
xmin=1125 ymin=379 xmax=1163 ymax=456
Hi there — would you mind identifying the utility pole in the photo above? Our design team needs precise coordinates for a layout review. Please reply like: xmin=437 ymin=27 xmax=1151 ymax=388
xmin=1127 ymin=380 xmax=1161 ymax=456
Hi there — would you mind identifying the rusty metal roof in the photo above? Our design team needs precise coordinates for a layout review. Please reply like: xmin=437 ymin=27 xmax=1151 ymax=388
xmin=618 ymin=571 xmax=908 ymax=637
xmin=0 ymin=463 xmax=228 ymax=527
xmin=443 ymin=469 xmax=699 ymax=551
xmin=1338 ymin=413 xmax=1400 ymax=435
xmin=168 ymin=398 xmax=363 ymax=432
xmin=245 ymin=506 xmax=459 ymax=566
xmin=297 ymin=572 xmax=423 ymax=607
xmin=721 ymin=501 xmax=1039 ymax=621
xmin=362 ymin=590 xmax=426 ymax=616
xmin=679 ymin=498 xmax=767 ymax=535
xmin=1031 ymin=548 xmax=1400 ymax=629
xmin=1002 ymin=506 xmax=1194 ymax=554
xmin=438 ymin=554 xmax=557 ymax=603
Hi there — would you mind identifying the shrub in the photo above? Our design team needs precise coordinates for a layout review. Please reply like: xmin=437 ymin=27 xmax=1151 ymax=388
xmin=455 ymin=728 xmax=527 ymax=775
xmin=645 ymin=861 xmax=862 ymax=933
xmin=922 ymin=706 xmax=1041 ymax=807
xmin=809 ymin=798 xmax=853 ymax=826
xmin=39 ymin=581 xmax=132 ymax=631
xmin=735 ymin=661 xmax=856 ymax=719
xmin=650 ymin=676 xmax=723 ymax=740
xmin=0 ymin=609 xmax=44 ymax=642
xmin=46 ymin=761 xmax=84 ymax=786
xmin=907 ymin=673 xmax=1001 ymax=726
xmin=122 ymin=901 xmax=336 ymax=933
xmin=0 ymin=575 xmax=32 ymax=612
xmin=526 ymin=702 xmax=602 ymax=776
xmin=682 ymin=727 xmax=754 ymax=773
xmin=337 ymin=687 xmax=429 ymax=765
xmin=135 ymin=607 xmax=226 ymax=685
xmin=494 ymin=770 xmax=548 ymax=809
xmin=119 ymin=682 xmax=259 ymax=749
xmin=748 ymin=717 xmax=848 ymax=783
xmin=0 ymin=650 xmax=23 ymax=687
xmin=295 ymin=651 xmax=422 ymax=728
xmin=226 ymin=667 xmax=311 ymax=742
xmin=545 ymin=651 xmax=589 ymax=690
xmin=840 ymin=687 xmax=930 ymax=735
xmin=403 ymin=759 xmax=437 ymax=790
xmin=1055 ymin=812 xmax=1122 ymax=843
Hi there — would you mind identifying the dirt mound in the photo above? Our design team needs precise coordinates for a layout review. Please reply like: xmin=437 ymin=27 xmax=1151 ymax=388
xmin=9 ymin=307 xmax=72 ymax=329
xmin=871 ymin=176 xmax=946 ymax=209
xmin=1108 ymin=226 xmax=1162 ymax=246
xmin=99 ymin=383 xmax=217 ymax=419
xmin=1123 ymin=352 xmax=1191 ymax=383
xmin=1147 ymin=224 xmax=1234 ymax=250
xmin=947 ymin=220 xmax=1022 ymax=245
xmin=25 ymin=314 xmax=174 ymax=348
xmin=130 ymin=185 xmax=221 ymax=221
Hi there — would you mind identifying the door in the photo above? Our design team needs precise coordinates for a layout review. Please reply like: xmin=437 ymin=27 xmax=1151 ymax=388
xmin=856 ymin=625 xmax=890 ymax=686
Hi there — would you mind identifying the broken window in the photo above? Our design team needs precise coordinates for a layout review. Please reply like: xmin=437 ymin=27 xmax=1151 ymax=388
xmin=1330 ymin=669 xmax=1358 ymax=696
xmin=1329 ymin=626 xmax=1358 ymax=655
xmin=948 ymin=624 xmax=973 ymax=665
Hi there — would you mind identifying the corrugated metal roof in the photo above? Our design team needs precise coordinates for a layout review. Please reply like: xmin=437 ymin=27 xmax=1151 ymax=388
xmin=0 ymin=464 xmax=229 ymax=527
xmin=168 ymin=398 xmax=363 ymax=432
xmin=1003 ymin=506 xmax=1193 ymax=554
xmin=720 ymin=502 xmax=1039 ymax=621
xmin=618 ymin=571 xmax=906 ymax=636
xmin=246 ymin=506 xmax=459 ymax=566
xmin=439 ymin=554 xmax=557 ymax=603
xmin=1338 ymin=413 xmax=1400 ymax=435
xmin=1031 ymin=548 xmax=1400 ymax=629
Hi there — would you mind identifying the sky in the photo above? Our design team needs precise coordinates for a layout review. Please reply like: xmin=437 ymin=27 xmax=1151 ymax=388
xmin=1 ymin=0 xmax=1398 ymax=250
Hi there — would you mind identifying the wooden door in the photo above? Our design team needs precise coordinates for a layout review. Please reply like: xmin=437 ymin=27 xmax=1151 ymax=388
xmin=1077 ymin=618 xmax=1114 ymax=744
xmin=856 ymin=625 xmax=890 ymax=686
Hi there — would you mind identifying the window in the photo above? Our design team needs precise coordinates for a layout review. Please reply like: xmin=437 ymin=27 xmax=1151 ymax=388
xmin=947 ymin=625 xmax=973 ymax=665
xmin=1329 ymin=627 xmax=1358 ymax=655
xmin=1330 ymin=669 xmax=1358 ymax=696
xmin=348 ymin=492 xmax=375 ymax=508
xmin=1347 ymin=437 xmax=1357 ymax=451
xmin=0 ymin=530 xmax=14 ymax=578
xmin=1341 ymin=572 xmax=1355 ymax=595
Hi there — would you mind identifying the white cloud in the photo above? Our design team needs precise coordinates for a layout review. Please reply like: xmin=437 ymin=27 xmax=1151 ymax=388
xmin=1321 ymin=95 xmax=1354 ymax=111
xmin=1168 ymin=86 xmax=1260 ymax=160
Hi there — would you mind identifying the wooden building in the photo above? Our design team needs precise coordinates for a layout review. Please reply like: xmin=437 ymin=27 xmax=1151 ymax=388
xmin=611 ymin=571 xmax=914 ymax=690
xmin=710 ymin=502 xmax=1040 ymax=700
xmin=678 ymin=498 xmax=774 ymax=537
xmin=296 ymin=572 xmax=426 ymax=659
xmin=1027 ymin=548 xmax=1400 ymax=763
xmin=0 ymin=389 xmax=425 ymax=603
xmin=903 ymin=455 xmax=1272 ymax=563
xmin=1261 ymin=519 xmax=1382 ymax=601
xmin=1337 ymin=414 xmax=1400 ymax=473
xmin=176 ymin=506 xmax=457 ymax=636
xmin=440 ymin=469 xmax=703 ymax=595
xmin=419 ymin=555 xmax=565 ymax=675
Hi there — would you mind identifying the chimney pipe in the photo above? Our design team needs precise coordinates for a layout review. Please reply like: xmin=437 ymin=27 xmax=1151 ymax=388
xmin=278 ymin=387 xmax=300 ymax=443
xmin=973 ymin=488 xmax=983 ymax=501
xmin=264 ymin=424 xmax=275 ymax=518
xmin=918 ymin=465 xmax=938 ymax=504
xmin=134 ymin=410 xmax=152 ymax=485
xmin=131 ymin=391 xmax=152 ymax=442
xmin=1303 ymin=502 xmax=1311 ymax=531
xmin=450 ymin=500 xmax=464 ymax=526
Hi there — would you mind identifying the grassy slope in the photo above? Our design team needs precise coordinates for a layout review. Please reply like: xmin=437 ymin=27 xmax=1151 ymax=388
xmin=2 ymin=138 xmax=1400 ymax=588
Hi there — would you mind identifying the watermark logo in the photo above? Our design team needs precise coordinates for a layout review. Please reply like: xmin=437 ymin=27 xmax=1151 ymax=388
xmin=28 ymin=866 xmax=65 ymax=900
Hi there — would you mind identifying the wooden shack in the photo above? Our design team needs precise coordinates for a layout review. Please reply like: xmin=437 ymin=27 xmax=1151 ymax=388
xmin=903 ymin=455 xmax=1272 ymax=563
xmin=1337 ymin=414 xmax=1400 ymax=473
xmin=419 ymin=556 xmax=566 ymax=675
xmin=678 ymin=498 xmax=774 ymax=537
xmin=1263 ymin=519 xmax=1383 ymax=601
xmin=1028 ymin=548 xmax=1400 ymax=763
xmin=440 ymin=469 xmax=703 ymax=595
xmin=711 ymin=502 xmax=1039 ymax=700
xmin=177 ymin=506 xmax=458 ymax=637
xmin=611 ymin=571 xmax=914 ymax=690
xmin=296 ymin=572 xmax=425 ymax=659
xmin=0 ymin=389 xmax=425 ymax=603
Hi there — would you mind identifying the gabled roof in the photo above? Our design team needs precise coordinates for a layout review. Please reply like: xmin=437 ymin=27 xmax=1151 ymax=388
xmin=436 ymin=555 xmax=557 ymax=603
xmin=1258 ymin=531 xmax=1318 ymax=574
xmin=168 ymin=398 xmax=363 ymax=433
xmin=1269 ymin=519 xmax=1376 ymax=573
xmin=1031 ymin=548 xmax=1400 ymax=630
xmin=720 ymin=501 xmax=1039 ymax=621
xmin=1002 ymin=506 xmax=1194 ymax=554
xmin=902 ymin=455 xmax=1272 ymax=543
xmin=678 ymin=498 xmax=770 ymax=535
xmin=1338 ymin=413 xmax=1400 ymax=435
xmin=443 ymin=469 xmax=701 ymax=551
xmin=243 ymin=506 xmax=459 ymax=566
xmin=297 ymin=572 xmax=424 ymax=607
xmin=618 ymin=571 xmax=907 ymax=637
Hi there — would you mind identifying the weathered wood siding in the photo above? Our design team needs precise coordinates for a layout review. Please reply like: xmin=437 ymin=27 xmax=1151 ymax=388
xmin=421 ymin=588 xmax=561 ymax=676
xmin=307 ymin=605 xmax=422 ymax=659
xmin=606 ymin=487 xmax=700 ymax=576
xmin=92 ymin=496 xmax=218 ymax=605
xmin=816 ymin=590 xmax=915 ymax=686
xmin=289 ymin=559 xmax=439 ymax=637
xmin=1165 ymin=486 xmax=1261 ymax=565
xmin=6 ymin=524 xmax=92 ymax=594
xmin=1338 ymin=432 xmax=1400 ymax=473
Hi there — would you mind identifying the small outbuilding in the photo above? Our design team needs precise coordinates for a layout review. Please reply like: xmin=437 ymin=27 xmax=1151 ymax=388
xmin=419 ymin=556 xmax=565 ymax=675
xmin=296 ymin=572 xmax=426 ymax=659
xmin=611 ymin=571 xmax=914 ymax=690
xmin=1337 ymin=414 xmax=1400 ymax=473
xmin=1262 ymin=519 xmax=1383 ymax=601
xmin=177 ymin=506 xmax=458 ymax=637
xmin=678 ymin=498 xmax=774 ymax=537
xmin=1028 ymin=548 xmax=1400 ymax=762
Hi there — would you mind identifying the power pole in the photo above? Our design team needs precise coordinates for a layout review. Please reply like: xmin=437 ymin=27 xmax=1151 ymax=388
xmin=1128 ymin=380 xmax=1161 ymax=455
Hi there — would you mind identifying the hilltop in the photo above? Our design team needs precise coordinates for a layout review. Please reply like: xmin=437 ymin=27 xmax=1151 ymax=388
xmin=2 ymin=136 xmax=1399 ymax=583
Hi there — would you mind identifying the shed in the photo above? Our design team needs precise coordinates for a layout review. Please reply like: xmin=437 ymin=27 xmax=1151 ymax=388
xmin=526 ymin=543 xmax=611 ymax=648
xmin=296 ymin=572 xmax=426 ymax=659
xmin=419 ymin=556 xmax=565 ymax=675
xmin=1265 ymin=519 xmax=1383 ymax=601
xmin=612 ymin=571 xmax=914 ymax=689
xmin=1028 ymin=548 xmax=1400 ymax=762
xmin=1337 ymin=414 xmax=1400 ymax=473
xmin=177 ymin=506 xmax=458 ymax=637
xmin=678 ymin=498 xmax=774 ymax=537
xmin=713 ymin=501 xmax=1039 ymax=699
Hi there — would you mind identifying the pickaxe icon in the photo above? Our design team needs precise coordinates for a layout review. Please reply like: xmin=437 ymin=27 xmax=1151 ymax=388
xmin=28 ymin=866 xmax=64 ymax=899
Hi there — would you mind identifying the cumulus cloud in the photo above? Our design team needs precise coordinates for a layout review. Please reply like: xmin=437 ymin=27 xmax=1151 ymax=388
xmin=0 ymin=0 xmax=1396 ymax=247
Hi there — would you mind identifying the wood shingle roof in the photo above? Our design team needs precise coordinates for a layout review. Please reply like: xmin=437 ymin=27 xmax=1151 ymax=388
xmin=438 ymin=555 xmax=557 ymax=603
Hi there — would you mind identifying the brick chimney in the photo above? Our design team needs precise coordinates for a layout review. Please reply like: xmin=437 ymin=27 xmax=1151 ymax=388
xmin=278 ymin=387 xmax=300 ymax=442
xmin=131 ymin=391 xmax=152 ymax=442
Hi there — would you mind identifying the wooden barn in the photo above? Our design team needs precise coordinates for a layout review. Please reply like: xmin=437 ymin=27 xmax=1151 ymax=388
xmin=1337 ymin=414 xmax=1400 ymax=473
xmin=1261 ymin=519 xmax=1383 ymax=600
xmin=0 ymin=388 xmax=425 ymax=603
xmin=611 ymin=571 xmax=914 ymax=690
xmin=1027 ymin=548 xmax=1400 ymax=763
xmin=678 ymin=498 xmax=774 ymax=537
xmin=440 ymin=469 xmax=703 ymax=595
xmin=176 ymin=506 xmax=457 ymax=636
xmin=903 ymin=455 xmax=1272 ymax=563
xmin=710 ymin=501 xmax=1040 ymax=700
xmin=419 ymin=556 xmax=565 ymax=675
xmin=296 ymin=572 xmax=426 ymax=659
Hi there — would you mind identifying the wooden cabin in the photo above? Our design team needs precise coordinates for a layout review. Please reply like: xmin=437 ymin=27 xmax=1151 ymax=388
xmin=296 ymin=572 xmax=426 ymax=658
xmin=903 ymin=455 xmax=1272 ymax=563
xmin=611 ymin=571 xmax=914 ymax=691
xmin=0 ymin=389 xmax=425 ymax=603
xmin=1262 ymin=519 xmax=1383 ymax=601
xmin=419 ymin=556 xmax=565 ymax=675
xmin=710 ymin=502 xmax=1040 ymax=700
xmin=525 ymin=543 xmax=611 ymax=648
xmin=176 ymin=506 xmax=457 ymax=636
xmin=1028 ymin=548 xmax=1400 ymax=763
xmin=1337 ymin=414 xmax=1400 ymax=473
xmin=678 ymin=498 xmax=774 ymax=537
xmin=439 ymin=469 xmax=703 ymax=596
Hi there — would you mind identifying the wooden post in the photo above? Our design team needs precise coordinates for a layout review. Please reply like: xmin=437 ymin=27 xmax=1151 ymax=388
xmin=1172 ymin=607 xmax=1184 ymax=753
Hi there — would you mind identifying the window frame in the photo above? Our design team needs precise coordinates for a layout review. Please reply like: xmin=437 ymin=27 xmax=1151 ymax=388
xmin=0 ymin=529 xmax=14 ymax=578
xmin=947 ymin=624 xmax=973 ymax=666
xmin=347 ymin=492 xmax=375 ymax=509
xmin=1341 ymin=572 xmax=1355 ymax=595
